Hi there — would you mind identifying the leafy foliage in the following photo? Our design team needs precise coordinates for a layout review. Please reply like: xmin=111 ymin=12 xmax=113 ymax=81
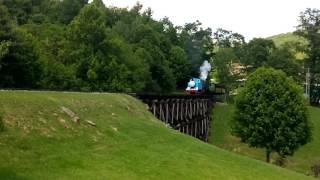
xmin=296 ymin=8 xmax=320 ymax=105
xmin=0 ymin=1 xmax=213 ymax=92
xmin=240 ymin=38 xmax=276 ymax=72
xmin=0 ymin=1 xmax=314 ymax=94
xmin=232 ymin=67 xmax=312 ymax=162
xmin=0 ymin=5 xmax=41 ymax=88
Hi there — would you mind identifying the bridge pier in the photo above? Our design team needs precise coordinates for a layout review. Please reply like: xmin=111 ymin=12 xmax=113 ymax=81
xmin=134 ymin=94 xmax=215 ymax=142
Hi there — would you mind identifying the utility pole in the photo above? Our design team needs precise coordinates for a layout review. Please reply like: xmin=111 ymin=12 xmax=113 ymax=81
xmin=306 ymin=68 xmax=310 ymax=99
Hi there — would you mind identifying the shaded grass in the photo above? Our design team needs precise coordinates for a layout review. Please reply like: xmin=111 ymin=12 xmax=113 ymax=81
xmin=209 ymin=103 xmax=320 ymax=175
xmin=0 ymin=91 xmax=312 ymax=179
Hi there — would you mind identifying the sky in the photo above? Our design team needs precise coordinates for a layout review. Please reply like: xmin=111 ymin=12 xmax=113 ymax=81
xmin=102 ymin=0 xmax=320 ymax=41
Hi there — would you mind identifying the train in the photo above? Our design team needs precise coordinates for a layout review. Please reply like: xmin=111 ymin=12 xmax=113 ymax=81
xmin=186 ymin=77 xmax=225 ymax=94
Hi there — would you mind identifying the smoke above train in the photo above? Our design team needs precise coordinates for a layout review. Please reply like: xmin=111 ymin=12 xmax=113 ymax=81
xmin=200 ymin=60 xmax=211 ymax=81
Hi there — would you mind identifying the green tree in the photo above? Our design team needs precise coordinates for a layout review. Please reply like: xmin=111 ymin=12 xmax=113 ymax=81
xmin=296 ymin=8 xmax=320 ymax=104
xmin=232 ymin=67 xmax=312 ymax=163
xmin=58 ymin=0 xmax=88 ymax=24
xmin=179 ymin=21 xmax=213 ymax=76
xmin=240 ymin=38 xmax=275 ymax=72
xmin=213 ymin=28 xmax=245 ymax=49
xmin=212 ymin=48 xmax=241 ymax=93
xmin=68 ymin=3 xmax=150 ymax=92
xmin=22 ymin=23 xmax=77 ymax=90
xmin=0 ymin=5 xmax=41 ymax=88
xmin=168 ymin=46 xmax=191 ymax=88
xmin=212 ymin=29 xmax=246 ymax=93
xmin=0 ymin=41 xmax=11 ymax=60
xmin=267 ymin=46 xmax=303 ymax=83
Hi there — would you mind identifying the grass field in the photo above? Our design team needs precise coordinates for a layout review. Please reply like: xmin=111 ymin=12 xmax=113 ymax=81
xmin=209 ymin=103 xmax=320 ymax=176
xmin=0 ymin=91 xmax=312 ymax=179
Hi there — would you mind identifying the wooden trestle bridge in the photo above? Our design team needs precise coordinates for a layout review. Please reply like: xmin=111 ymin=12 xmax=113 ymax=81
xmin=133 ymin=94 xmax=217 ymax=142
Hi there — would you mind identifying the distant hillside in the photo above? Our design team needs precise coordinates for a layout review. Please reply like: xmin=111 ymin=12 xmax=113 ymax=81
xmin=0 ymin=91 xmax=311 ymax=179
xmin=267 ymin=32 xmax=308 ymax=47
xmin=268 ymin=33 xmax=308 ymax=60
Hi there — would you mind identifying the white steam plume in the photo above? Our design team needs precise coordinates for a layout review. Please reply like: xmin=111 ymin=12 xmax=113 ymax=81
xmin=200 ymin=60 xmax=211 ymax=81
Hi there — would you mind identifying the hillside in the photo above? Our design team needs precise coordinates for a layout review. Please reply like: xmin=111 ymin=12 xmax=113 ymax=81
xmin=267 ymin=32 xmax=308 ymax=47
xmin=0 ymin=91 xmax=312 ymax=179
xmin=209 ymin=103 xmax=320 ymax=176
xmin=267 ymin=32 xmax=308 ymax=60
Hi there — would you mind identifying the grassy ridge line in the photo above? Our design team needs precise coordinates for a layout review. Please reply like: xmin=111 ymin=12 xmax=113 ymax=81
xmin=267 ymin=32 xmax=308 ymax=47
xmin=210 ymin=103 xmax=320 ymax=175
xmin=0 ymin=91 xmax=312 ymax=179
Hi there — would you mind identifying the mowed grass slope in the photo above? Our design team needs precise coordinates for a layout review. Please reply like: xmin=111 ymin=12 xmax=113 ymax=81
xmin=0 ymin=91 xmax=312 ymax=180
xmin=209 ymin=103 xmax=320 ymax=175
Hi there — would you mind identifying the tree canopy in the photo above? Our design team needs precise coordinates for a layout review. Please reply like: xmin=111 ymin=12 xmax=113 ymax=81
xmin=296 ymin=8 xmax=320 ymax=105
xmin=232 ymin=67 xmax=312 ymax=163
xmin=0 ymin=0 xmax=317 ymax=97
xmin=0 ymin=0 xmax=208 ymax=92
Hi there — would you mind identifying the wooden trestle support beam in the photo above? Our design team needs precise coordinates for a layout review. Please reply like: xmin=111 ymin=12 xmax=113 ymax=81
xmin=134 ymin=94 xmax=215 ymax=142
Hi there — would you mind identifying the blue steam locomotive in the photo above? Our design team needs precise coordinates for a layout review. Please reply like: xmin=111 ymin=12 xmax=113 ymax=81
xmin=186 ymin=77 xmax=223 ymax=94
xmin=186 ymin=78 xmax=204 ymax=94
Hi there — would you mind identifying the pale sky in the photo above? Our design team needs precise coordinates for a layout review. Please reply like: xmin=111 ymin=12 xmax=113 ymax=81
xmin=102 ymin=0 xmax=320 ymax=41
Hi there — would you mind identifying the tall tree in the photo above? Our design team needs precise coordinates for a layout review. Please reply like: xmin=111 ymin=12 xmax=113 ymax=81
xmin=179 ymin=21 xmax=213 ymax=77
xmin=296 ymin=8 xmax=320 ymax=104
xmin=212 ymin=48 xmax=240 ymax=93
xmin=0 ymin=5 xmax=41 ymax=88
xmin=213 ymin=28 xmax=245 ymax=49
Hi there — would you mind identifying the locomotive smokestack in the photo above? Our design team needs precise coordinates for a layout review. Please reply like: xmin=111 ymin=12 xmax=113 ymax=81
xmin=200 ymin=60 xmax=211 ymax=81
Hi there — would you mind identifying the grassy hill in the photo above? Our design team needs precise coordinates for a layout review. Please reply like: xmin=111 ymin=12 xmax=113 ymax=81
xmin=0 ymin=91 xmax=312 ymax=179
xmin=209 ymin=103 xmax=320 ymax=176
xmin=267 ymin=32 xmax=308 ymax=48
xmin=267 ymin=32 xmax=308 ymax=60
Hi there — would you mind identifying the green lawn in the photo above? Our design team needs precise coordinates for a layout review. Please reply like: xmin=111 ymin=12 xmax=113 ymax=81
xmin=209 ymin=103 xmax=320 ymax=175
xmin=0 ymin=91 xmax=312 ymax=179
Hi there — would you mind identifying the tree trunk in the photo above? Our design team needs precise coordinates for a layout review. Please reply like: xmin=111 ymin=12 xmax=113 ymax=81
xmin=266 ymin=149 xmax=271 ymax=163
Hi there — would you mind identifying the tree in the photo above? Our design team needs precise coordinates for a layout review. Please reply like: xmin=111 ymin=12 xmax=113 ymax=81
xmin=212 ymin=48 xmax=241 ymax=93
xmin=0 ymin=41 xmax=10 ymax=60
xmin=213 ymin=28 xmax=245 ymax=49
xmin=240 ymin=38 xmax=275 ymax=72
xmin=211 ymin=29 xmax=246 ymax=93
xmin=179 ymin=21 xmax=213 ymax=76
xmin=232 ymin=67 xmax=312 ymax=163
xmin=0 ymin=5 xmax=41 ymax=88
xmin=296 ymin=8 xmax=320 ymax=105
xmin=58 ymin=0 xmax=88 ymax=24
xmin=0 ymin=5 xmax=12 ymax=60
xmin=267 ymin=46 xmax=303 ymax=83
xmin=168 ymin=46 xmax=191 ymax=88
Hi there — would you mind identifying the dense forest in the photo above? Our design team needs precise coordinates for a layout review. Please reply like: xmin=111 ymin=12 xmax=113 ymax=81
xmin=0 ymin=0 xmax=319 ymax=100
